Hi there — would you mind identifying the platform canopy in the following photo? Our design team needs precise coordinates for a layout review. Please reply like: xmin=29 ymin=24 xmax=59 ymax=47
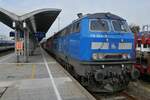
xmin=0 ymin=7 xmax=61 ymax=33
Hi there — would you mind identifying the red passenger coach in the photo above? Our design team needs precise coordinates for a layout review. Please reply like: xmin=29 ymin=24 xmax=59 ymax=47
xmin=136 ymin=25 xmax=150 ymax=53
xmin=134 ymin=25 xmax=150 ymax=78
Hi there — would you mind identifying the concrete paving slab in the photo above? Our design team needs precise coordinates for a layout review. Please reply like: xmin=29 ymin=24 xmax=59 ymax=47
xmin=1 ymin=79 xmax=57 ymax=100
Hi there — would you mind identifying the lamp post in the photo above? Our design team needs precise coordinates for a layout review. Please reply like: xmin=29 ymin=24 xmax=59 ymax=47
xmin=13 ymin=21 xmax=19 ymax=63
xmin=23 ymin=21 xmax=28 ymax=62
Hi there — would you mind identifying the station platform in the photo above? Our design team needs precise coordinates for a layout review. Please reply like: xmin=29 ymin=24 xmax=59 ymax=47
xmin=0 ymin=47 xmax=95 ymax=100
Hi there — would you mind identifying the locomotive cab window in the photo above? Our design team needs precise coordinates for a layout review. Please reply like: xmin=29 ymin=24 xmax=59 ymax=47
xmin=90 ymin=19 xmax=109 ymax=32
xmin=112 ymin=20 xmax=130 ymax=32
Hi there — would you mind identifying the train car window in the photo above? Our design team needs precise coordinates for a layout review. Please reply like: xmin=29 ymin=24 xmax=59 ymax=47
xmin=112 ymin=20 xmax=130 ymax=32
xmin=69 ymin=25 xmax=72 ymax=33
xmin=60 ymin=29 xmax=65 ymax=36
xmin=138 ymin=43 xmax=141 ymax=47
xmin=90 ymin=19 xmax=109 ymax=32
xmin=66 ymin=26 xmax=71 ymax=34
xmin=63 ymin=29 xmax=66 ymax=35
xmin=73 ymin=23 xmax=76 ymax=33
xmin=66 ymin=26 xmax=69 ymax=34
xmin=70 ymin=24 xmax=73 ymax=33
xmin=76 ymin=22 xmax=80 ymax=32
xmin=72 ymin=22 xmax=80 ymax=33
xmin=143 ymin=44 xmax=147 ymax=48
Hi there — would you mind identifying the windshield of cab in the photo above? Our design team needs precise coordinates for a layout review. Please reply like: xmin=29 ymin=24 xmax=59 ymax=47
xmin=89 ymin=19 xmax=131 ymax=33
xmin=111 ymin=20 xmax=130 ymax=32
xmin=90 ymin=19 xmax=109 ymax=32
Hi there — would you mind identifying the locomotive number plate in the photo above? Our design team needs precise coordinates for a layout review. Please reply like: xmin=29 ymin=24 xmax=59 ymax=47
xmin=119 ymin=43 xmax=132 ymax=49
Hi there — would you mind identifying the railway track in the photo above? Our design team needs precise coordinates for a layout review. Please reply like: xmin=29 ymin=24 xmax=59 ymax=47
xmin=92 ymin=91 xmax=137 ymax=100
xmin=91 ymin=80 xmax=150 ymax=100
xmin=119 ymin=91 xmax=137 ymax=100
xmin=0 ymin=49 xmax=14 ymax=57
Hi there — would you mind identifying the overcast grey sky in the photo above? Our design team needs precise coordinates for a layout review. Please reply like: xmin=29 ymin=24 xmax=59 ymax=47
xmin=0 ymin=0 xmax=150 ymax=38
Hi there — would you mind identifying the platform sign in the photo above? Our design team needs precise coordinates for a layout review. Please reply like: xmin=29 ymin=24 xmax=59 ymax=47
xmin=34 ymin=32 xmax=45 ymax=41
xmin=16 ymin=41 xmax=23 ymax=50
xmin=9 ymin=32 xmax=24 ymax=38
xmin=9 ymin=31 xmax=15 ymax=37
xmin=34 ymin=32 xmax=45 ymax=37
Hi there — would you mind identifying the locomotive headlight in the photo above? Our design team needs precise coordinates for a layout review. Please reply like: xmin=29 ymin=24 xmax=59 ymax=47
xmin=122 ymin=54 xmax=131 ymax=59
xmin=127 ymin=54 xmax=131 ymax=59
xmin=92 ymin=53 xmax=98 ymax=60
xmin=102 ymin=65 xmax=105 ymax=69
xmin=92 ymin=53 xmax=104 ymax=60
xmin=122 ymin=54 xmax=127 ymax=59
xmin=121 ymin=64 xmax=125 ymax=68
xmin=98 ymin=54 xmax=104 ymax=59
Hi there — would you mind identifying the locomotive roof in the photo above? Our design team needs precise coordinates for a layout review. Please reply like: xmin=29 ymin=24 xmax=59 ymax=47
xmin=86 ymin=13 xmax=125 ymax=20
xmin=72 ymin=13 xmax=125 ymax=23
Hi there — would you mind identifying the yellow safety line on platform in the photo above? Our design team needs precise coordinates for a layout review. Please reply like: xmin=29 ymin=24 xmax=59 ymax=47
xmin=31 ymin=64 xmax=36 ymax=79
xmin=143 ymin=85 xmax=150 ymax=92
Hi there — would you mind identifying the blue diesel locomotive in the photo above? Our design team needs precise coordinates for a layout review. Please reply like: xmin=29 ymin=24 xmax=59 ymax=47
xmin=44 ymin=13 xmax=139 ymax=92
